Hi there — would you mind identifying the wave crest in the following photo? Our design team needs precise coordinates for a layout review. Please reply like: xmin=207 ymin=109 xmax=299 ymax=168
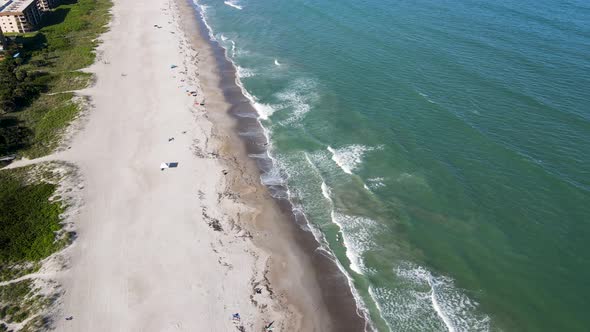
xmin=224 ymin=0 xmax=243 ymax=10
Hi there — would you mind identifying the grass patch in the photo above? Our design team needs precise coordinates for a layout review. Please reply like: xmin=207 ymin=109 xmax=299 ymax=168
xmin=21 ymin=93 xmax=80 ymax=158
xmin=0 ymin=0 xmax=112 ymax=158
xmin=0 ymin=163 xmax=73 ymax=327
xmin=0 ymin=280 xmax=35 ymax=323
xmin=0 ymin=167 xmax=64 ymax=265
xmin=0 ymin=280 xmax=51 ymax=326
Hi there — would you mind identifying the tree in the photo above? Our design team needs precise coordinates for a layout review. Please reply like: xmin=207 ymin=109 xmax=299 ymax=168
xmin=0 ymin=58 xmax=41 ymax=114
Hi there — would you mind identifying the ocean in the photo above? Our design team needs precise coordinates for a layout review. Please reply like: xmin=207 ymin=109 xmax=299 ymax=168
xmin=191 ymin=0 xmax=590 ymax=330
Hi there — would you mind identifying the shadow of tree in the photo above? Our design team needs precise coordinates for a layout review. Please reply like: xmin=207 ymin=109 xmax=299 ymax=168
xmin=41 ymin=7 xmax=72 ymax=28
xmin=14 ymin=33 xmax=48 ymax=54
xmin=0 ymin=117 xmax=32 ymax=156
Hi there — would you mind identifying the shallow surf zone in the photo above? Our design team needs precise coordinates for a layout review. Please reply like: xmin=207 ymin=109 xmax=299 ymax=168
xmin=370 ymin=263 xmax=491 ymax=332
xmin=188 ymin=0 xmax=375 ymax=330
xmin=208 ymin=30 xmax=494 ymax=328
xmin=284 ymin=144 xmax=498 ymax=331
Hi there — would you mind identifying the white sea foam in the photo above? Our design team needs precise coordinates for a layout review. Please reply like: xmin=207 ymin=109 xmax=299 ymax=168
xmin=330 ymin=212 xmax=377 ymax=274
xmin=195 ymin=1 xmax=268 ymax=126
xmin=230 ymin=40 xmax=236 ymax=57
xmin=274 ymin=59 xmax=281 ymax=66
xmin=285 ymin=152 xmax=375 ymax=329
xmin=366 ymin=177 xmax=386 ymax=190
xmin=224 ymin=0 xmax=243 ymax=10
xmin=276 ymin=78 xmax=318 ymax=125
xmin=233 ymin=63 xmax=268 ymax=121
xmin=368 ymin=287 xmax=394 ymax=332
xmin=236 ymin=66 xmax=255 ymax=78
xmin=327 ymin=145 xmax=373 ymax=175
xmin=232 ymin=68 xmax=276 ymax=121
xmin=260 ymin=166 xmax=284 ymax=186
xmin=253 ymin=102 xmax=275 ymax=120
xmin=218 ymin=35 xmax=237 ymax=57
xmin=195 ymin=3 xmax=216 ymax=41
xmin=369 ymin=263 xmax=490 ymax=332
xmin=302 ymin=153 xmax=370 ymax=272
xmin=321 ymin=182 xmax=332 ymax=201
xmin=328 ymin=243 xmax=376 ymax=332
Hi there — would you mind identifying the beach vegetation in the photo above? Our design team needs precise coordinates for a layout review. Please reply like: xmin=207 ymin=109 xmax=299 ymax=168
xmin=0 ymin=165 xmax=67 ymax=328
xmin=0 ymin=0 xmax=111 ymax=158
xmin=0 ymin=279 xmax=51 ymax=328
xmin=0 ymin=58 xmax=43 ymax=115
xmin=0 ymin=167 xmax=64 ymax=266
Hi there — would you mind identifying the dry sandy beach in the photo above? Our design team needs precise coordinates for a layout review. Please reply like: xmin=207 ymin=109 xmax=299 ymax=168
xmin=5 ymin=0 xmax=371 ymax=330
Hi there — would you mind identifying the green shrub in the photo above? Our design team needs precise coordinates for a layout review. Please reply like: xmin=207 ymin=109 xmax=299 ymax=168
xmin=0 ymin=169 xmax=62 ymax=264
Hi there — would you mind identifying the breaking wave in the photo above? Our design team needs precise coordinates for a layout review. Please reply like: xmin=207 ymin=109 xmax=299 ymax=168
xmin=305 ymin=153 xmax=376 ymax=275
xmin=327 ymin=144 xmax=373 ymax=175
xmin=276 ymin=78 xmax=318 ymax=125
xmin=330 ymin=212 xmax=377 ymax=274
xmin=235 ymin=65 xmax=254 ymax=78
xmin=195 ymin=3 xmax=216 ymax=41
xmin=224 ymin=0 xmax=243 ymax=10
xmin=252 ymin=103 xmax=275 ymax=120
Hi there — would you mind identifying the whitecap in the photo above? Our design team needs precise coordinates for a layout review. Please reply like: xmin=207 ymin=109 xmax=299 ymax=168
xmin=274 ymin=59 xmax=281 ymax=66
xmin=224 ymin=0 xmax=243 ymax=10
xmin=275 ymin=78 xmax=318 ymax=124
xmin=327 ymin=144 xmax=373 ymax=175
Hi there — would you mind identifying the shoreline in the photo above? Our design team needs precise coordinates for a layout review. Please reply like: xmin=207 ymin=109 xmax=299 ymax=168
xmin=2 ymin=0 xmax=372 ymax=329
xmin=176 ymin=0 xmax=372 ymax=331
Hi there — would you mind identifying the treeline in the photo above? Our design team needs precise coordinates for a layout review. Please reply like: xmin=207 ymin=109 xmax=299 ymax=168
xmin=0 ymin=58 xmax=44 ymax=114
xmin=0 ymin=57 xmax=46 ymax=156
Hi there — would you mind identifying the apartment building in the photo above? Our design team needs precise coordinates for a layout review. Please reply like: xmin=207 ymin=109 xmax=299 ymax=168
xmin=36 ymin=0 xmax=58 ymax=12
xmin=0 ymin=0 xmax=42 ymax=33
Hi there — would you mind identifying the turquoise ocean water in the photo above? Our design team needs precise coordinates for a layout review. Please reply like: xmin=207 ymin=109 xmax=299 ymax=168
xmin=192 ymin=0 xmax=590 ymax=330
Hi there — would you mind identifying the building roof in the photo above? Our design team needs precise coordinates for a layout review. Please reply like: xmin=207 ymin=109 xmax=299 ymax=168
xmin=0 ymin=0 xmax=36 ymax=13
